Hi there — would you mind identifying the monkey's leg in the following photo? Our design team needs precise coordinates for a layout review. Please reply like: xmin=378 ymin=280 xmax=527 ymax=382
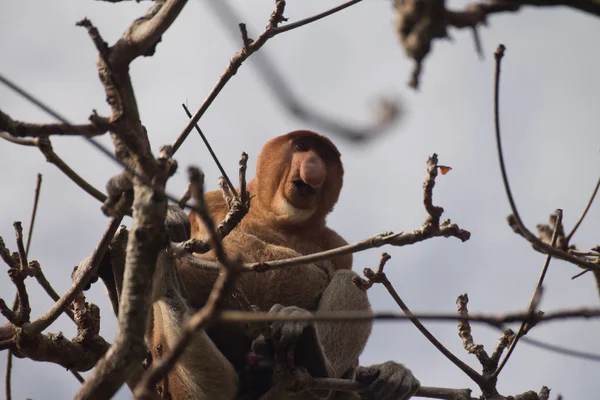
xmin=315 ymin=269 xmax=372 ymax=378
xmin=151 ymin=247 xmax=238 ymax=400
xmin=151 ymin=299 xmax=238 ymax=400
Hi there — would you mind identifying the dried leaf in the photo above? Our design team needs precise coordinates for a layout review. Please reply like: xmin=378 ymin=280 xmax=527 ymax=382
xmin=438 ymin=165 xmax=452 ymax=175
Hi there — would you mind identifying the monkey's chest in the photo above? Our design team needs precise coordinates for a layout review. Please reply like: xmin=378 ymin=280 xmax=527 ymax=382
xmin=235 ymin=265 xmax=330 ymax=312
xmin=208 ymin=265 xmax=330 ymax=371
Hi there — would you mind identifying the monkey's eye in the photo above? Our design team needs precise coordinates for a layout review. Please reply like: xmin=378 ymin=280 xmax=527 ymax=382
xmin=294 ymin=141 xmax=308 ymax=152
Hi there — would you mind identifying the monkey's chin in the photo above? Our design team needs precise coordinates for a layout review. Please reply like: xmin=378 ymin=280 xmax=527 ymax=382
xmin=274 ymin=198 xmax=316 ymax=223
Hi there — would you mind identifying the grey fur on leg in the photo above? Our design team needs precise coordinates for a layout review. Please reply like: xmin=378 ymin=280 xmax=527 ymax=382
xmin=316 ymin=270 xmax=372 ymax=378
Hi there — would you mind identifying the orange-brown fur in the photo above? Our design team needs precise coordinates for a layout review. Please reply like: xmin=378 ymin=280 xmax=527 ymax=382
xmin=150 ymin=131 xmax=371 ymax=400
xmin=186 ymin=131 xmax=352 ymax=369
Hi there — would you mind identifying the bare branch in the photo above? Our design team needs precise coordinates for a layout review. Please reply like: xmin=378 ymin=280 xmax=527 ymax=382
xmin=36 ymin=138 xmax=107 ymax=203
xmin=174 ymin=153 xmax=249 ymax=255
xmin=5 ymin=343 xmax=13 ymax=400
xmin=456 ymin=294 xmax=496 ymax=377
xmin=0 ymin=132 xmax=37 ymax=146
xmin=0 ymin=109 xmax=110 ymax=138
xmin=181 ymin=103 xmax=237 ymax=197
xmin=177 ymin=223 xmax=469 ymax=273
xmin=0 ymin=299 xmax=16 ymax=325
xmin=492 ymin=44 xmax=600 ymax=273
xmin=490 ymin=329 xmax=515 ymax=364
xmin=177 ymin=184 xmax=192 ymax=209
xmin=396 ymin=0 xmax=600 ymax=88
xmin=25 ymin=173 xmax=42 ymax=256
xmin=356 ymin=255 xmax=483 ymax=387
xmin=494 ymin=210 xmax=562 ymax=377
xmin=2 ymin=324 xmax=109 ymax=372
xmin=566 ymin=176 xmax=600 ymax=243
xmin=24 ymin=217 xmax=122 ymax=336
xmin=172 ymin=0 xmax=391 ymax=152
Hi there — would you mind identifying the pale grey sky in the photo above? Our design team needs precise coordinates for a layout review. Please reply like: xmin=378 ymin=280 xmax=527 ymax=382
xmin=1 ymin=1 xmax=599 ymax=399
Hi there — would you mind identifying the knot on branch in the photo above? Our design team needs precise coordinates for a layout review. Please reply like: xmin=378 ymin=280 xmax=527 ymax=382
xmin=353 ymin=253 xmax=392 ymax=290
xmin=394 ymin=0 xmax=446 ymax=88
xmin=73 ymin=294 xmax=101 ymax=345
xmin=158 ymin=144 xmax=178 ymax=178
xmin=267 ymin=0 xmax=288 ymax=29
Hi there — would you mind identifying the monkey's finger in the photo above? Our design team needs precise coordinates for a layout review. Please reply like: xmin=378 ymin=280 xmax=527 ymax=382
xmin=251 ymin=336 xmax=274 ymax=359
xmin=354 ymin=365 xmax=380 ymax=384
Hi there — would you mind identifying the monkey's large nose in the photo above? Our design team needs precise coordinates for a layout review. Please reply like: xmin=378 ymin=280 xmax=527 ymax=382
xmin=300 ymin=154 xmax=326 ymax=188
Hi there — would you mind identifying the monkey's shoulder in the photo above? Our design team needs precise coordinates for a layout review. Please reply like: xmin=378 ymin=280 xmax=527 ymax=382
xmin=188 ymin=189 xmax=232 ymax=237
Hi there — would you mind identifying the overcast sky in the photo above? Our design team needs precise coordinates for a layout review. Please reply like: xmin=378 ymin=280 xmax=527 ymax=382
xmin=1 ymin=1 xmax=599 ymax=399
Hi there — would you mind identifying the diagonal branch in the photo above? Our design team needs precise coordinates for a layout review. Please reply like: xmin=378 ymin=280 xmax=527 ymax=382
xmin=356 ymin=254 xmax=483 ymax=386
xmin=172 ymin=0 xmax=393 ymax=153
xmin=494 ymin=210 xmax=562 ymax=377
xmin=21 ymin=217 xmax=122 ymax=335
xmin=566 ymin=176 xmax=600 ymax=243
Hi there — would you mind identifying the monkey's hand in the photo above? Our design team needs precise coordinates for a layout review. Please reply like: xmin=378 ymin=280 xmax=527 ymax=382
xmin=354 ymin=361 xmax=420 ymax=400
xmin=254 ymin=304 xmax=330 ymax=379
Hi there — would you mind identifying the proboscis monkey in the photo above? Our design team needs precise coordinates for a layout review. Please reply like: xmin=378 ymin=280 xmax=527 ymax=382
xmin=151 ymin=131 xmax=420 ymax=399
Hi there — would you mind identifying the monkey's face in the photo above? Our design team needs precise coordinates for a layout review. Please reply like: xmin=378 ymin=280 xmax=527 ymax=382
xmin=255 ymin=131 xmax=343 ymax=226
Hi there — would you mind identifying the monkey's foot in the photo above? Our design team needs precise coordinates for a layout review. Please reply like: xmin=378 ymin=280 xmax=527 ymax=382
xmin=355 ymin=361 xmax=420 ymax=400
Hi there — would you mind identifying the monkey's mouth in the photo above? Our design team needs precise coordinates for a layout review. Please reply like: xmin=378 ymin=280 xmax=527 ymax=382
xmin=292 ymin=179 xmax=318 ymax=196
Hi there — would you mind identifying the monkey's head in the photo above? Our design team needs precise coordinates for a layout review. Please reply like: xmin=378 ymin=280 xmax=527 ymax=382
xmin=251 ymin=130 xmax=343 ymax=228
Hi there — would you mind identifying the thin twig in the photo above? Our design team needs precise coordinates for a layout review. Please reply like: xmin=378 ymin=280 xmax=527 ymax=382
xmin=12 ymin=223 xmax=31 ymax=324
xmin=34 ymin=137 xmax=107 ymax=203
xmin=493 ymin=44 xmax=520 ymax=229
xmin=0 ymin=109 xmax=110 ymax=138
xmin=4 ymin=346 xmax=12 ymax=400
xmin=494 ymin=210 xmax=562 ymax=377
xmin=0 ymin=73 xmax=127 ymax=171
xmin=177 ymin=224 xmax=469 ymax=273
xmin=13 ymin=222 xmax=28 ymax=272
xmin=369 ymin=266 xmax=483 ymax=386
xmin=0 ymin=132 xmax=37 ymax=146
xmin=23 ymin=217 xmax=122 ymax=336
xmin=511 ymin=330 xmax=600 ymax=362
xmin=181 ymin=104 xmax=237 ymax=197
xmin=566 ymin=176 xmax=600 ymax=243
xmin=25 ymin=173 xmax=42 ymax=256
xmin=5 ymin=173 xmax=43 ymax=399
xmin=0 ymin=134 xmax=108 ymax=203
